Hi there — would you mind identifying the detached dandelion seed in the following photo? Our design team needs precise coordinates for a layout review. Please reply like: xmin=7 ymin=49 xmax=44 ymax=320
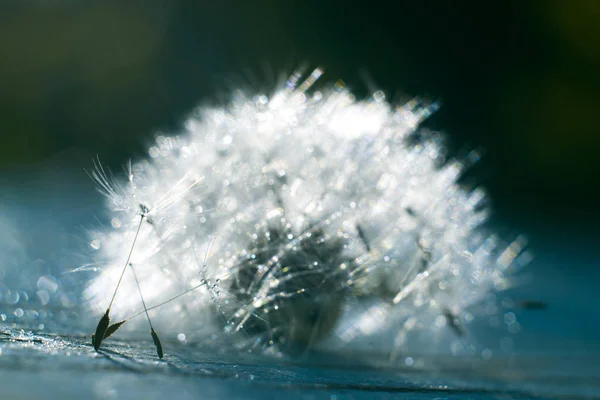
xmin=92 ymin=212 xmax=143 ymax=351
xmin=91 ymin=278 xmax=213 ymax=350
xmin=129 ymin=263 xmax=163 ymax=359
xmin=84 ymin=69 xmax=530 ymax=359
xmin=88 ymin=160 xmax=201 ymax=352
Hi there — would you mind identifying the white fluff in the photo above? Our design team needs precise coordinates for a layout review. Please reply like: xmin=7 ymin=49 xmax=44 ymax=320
xmin=84 ymin=69 xmax=528 ymax=357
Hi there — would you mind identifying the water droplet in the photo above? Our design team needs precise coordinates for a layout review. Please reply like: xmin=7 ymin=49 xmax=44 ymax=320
xmin=37 ymin=276 xmax=58 ymax=294
xmin=5 ymin=290 xmax=19 ymax=304
xmin=482 ymin=348 xmax=492 ymax=360
xmin=36 ymin=290 xmax=50 ymax=306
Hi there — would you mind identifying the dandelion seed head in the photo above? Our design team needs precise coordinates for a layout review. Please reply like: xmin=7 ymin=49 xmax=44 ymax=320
xmin=84 ymin=70 xmax=526 ymax=356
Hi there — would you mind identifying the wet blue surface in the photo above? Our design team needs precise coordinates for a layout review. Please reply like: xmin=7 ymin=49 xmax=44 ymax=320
xmin=1 ymin=325 xmax=599 ymax=399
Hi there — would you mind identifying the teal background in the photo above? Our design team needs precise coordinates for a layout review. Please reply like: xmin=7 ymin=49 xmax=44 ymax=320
xmin=1 ymin=1 xmax=599 ymax=233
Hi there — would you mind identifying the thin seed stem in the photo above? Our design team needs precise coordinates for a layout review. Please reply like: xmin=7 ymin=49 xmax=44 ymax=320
xmin=107 ymin=215 xmax=144 ymax=310
xmin=127 ymin=281 xmax=209 ymax=321
xmin=130 ymin=262 xmax=164 ymax=359
xmin=129 ymin=262 xmax=154 ymax=330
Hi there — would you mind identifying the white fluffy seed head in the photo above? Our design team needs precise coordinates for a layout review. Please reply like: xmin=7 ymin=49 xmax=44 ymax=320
xmin=83 ymin=70 xmax=528 ymax=357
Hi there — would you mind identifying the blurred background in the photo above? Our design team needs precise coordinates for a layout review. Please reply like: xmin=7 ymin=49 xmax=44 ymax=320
xmin=1 ymin=0 xmax=599 ymax=234
xmin=0 ymin=1 xmax=598 ymax=346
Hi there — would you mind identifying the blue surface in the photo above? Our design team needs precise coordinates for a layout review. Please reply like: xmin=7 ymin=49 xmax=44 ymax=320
xmin=1 ymin=325 xmax=598 ymax=399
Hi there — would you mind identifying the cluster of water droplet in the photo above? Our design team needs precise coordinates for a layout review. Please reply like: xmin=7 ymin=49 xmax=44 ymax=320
xmin=83 ymin=69 xmax=529 ymax=357
xmin=0 ymin=210 xmax=83 ymax=333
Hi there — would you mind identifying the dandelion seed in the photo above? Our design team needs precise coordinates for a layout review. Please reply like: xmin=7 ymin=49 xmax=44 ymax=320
xmin=88 ymin=159 xmax=201 ymax=353
xmin=151 ymin=328 xmax=163 ymax=359
xmin=355 ymin=224 xmax=371 ymax=252
xmin=514 ymin=300 xmax=548 ymax=310
xmin=91 ymin=214 xmax=143 ymax=352
xmin=91 ymin=320 xmax=126 ymax=348
xmin=103 ymin=320 xmax=127 ymax=340
xmin=92 ymin=280 xmax=212 ymax=348
xmin=129 ymin=263 xmax=163 ymax=359
xmin=92 ymin=311 xmax=110 ymax=351
xmin=442 ymin=308 xmax=465 ymax=337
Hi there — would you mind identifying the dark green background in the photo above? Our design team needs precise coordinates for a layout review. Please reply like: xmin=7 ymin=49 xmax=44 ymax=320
xmin=1 ymin=1 xmax=598 ymax=239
